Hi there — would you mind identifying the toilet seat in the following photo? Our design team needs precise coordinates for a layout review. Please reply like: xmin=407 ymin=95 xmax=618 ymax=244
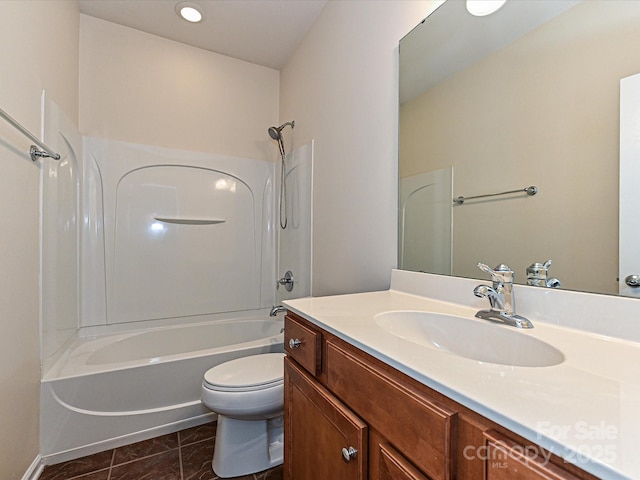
xmin=203 ymin=353 xmax=284 ymax=392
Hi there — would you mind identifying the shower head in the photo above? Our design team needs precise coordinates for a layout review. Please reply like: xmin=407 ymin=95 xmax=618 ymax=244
xmin=268 ymin=120 xmax=295 ymax=230
xmin=268 ymin=126 xmax=280 ymax=140
xmin=267 ymin=121 xmax=295 ymax=140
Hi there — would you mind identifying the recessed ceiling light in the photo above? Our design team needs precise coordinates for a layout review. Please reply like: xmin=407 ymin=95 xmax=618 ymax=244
xmin=466 ymin=0 xmax=507 ymax=17
xmin=176 ymin=2 xmax=204 ymax=23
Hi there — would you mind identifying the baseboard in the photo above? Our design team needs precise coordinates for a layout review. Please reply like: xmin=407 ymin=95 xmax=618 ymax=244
xmin=22 ymin=455 xmax=44 ymax=480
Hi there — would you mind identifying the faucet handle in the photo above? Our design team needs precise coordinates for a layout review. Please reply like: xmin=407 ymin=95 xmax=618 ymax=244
xmin=477 ymin=263 xmax=514 ymax=284
xmin=477 ymin=262 xmax=495 ymax=276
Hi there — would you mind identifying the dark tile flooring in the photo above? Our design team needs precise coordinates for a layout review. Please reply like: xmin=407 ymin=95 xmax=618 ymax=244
xmin=38 ymin=422 xmax=283 ymax=480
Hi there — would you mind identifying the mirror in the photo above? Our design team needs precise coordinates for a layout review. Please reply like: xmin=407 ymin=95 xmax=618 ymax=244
xmin=399 ymin=0 xmax=640 ymax=296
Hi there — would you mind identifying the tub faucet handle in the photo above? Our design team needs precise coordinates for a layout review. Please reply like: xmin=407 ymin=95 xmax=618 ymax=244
xmin=277 ymin=270 xmax=294 ymax=292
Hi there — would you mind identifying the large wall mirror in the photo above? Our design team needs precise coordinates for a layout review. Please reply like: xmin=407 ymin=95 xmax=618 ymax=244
xmin=399 ymin=0 xmax=640 ymax=297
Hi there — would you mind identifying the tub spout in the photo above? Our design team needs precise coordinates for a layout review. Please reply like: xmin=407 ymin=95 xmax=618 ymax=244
xmin=270 ymin=305 xmax=286 ymax=317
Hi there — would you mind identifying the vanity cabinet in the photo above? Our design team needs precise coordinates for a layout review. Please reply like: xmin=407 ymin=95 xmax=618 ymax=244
xmin=284 ymin=312 xmax=597 ymax=480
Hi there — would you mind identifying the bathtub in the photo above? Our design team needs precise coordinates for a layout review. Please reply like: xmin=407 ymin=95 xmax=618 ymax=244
xmin=40 ymin=314 xmax=284 ymax=464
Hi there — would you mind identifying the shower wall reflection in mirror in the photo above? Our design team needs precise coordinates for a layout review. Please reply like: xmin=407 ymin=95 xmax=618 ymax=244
xmin=399 ymin=0 xmax=640 ymax=297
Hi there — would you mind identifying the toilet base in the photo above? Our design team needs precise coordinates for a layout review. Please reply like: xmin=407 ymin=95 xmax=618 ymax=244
xmin=212 ymin=414 xmax=284 ymax=478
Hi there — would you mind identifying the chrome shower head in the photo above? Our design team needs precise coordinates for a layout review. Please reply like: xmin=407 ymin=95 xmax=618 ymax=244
xmin=268 ymin=126 xmax=281 ymax=140
xmin=268 ymin=121 xmax=295 ymax=157
xmin=267 ymin=121 xmax=295 ymax=141
xmin=268 ymin=120 xmax=295 ymax=230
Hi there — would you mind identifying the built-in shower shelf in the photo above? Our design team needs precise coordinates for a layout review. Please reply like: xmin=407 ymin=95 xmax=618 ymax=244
xmin=153 ymin=217 xmax=226 ymax=225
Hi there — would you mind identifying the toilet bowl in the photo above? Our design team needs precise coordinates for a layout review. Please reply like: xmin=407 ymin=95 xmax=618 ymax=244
xmin=201 ymin=352 xmax=285 ymax=478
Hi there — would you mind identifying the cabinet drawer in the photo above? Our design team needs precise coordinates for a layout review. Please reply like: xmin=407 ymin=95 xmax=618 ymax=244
xmin=326 ymin=340 xmax=455 ymax=480
xmin=284 ymin=314 xmax=321 ymax=376
xmin=485 ymin=430 xmax=580 ymax=480
xmin=379 ymin=443 xmax=431 ymax=480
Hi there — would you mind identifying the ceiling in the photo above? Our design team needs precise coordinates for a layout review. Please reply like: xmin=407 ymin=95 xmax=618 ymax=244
xmin=78 ymin=0 xmax=328 ymax=70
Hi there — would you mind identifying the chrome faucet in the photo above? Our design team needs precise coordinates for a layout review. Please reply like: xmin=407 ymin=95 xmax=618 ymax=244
xmin=473 ymin=263 xmax=533 ymax=329
xmin=270 ymin=305 xmax=287 ymax=317
xmin=526 ymin=260 xmax=561 ymax=288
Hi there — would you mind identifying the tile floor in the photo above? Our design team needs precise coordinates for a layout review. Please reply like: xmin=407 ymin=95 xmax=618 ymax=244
xmin=38 ymin=422 xmax=283 ymax=480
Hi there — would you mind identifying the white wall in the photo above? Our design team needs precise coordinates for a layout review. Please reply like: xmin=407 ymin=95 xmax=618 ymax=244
xmin=0 ymin=1 xmax=79 ymax=477
xmin=79 ymin=15 xmax=280 ymax=161
xmin=280 ymin=0 xmax=438 ymax=296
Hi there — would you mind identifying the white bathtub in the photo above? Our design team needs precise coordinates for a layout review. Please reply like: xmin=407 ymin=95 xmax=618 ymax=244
xmin=40 ymin=315 xmax=284 ymax=464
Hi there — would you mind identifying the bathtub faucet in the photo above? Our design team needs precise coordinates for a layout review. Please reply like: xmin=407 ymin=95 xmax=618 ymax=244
xmin=270 ymin=305 xmax=287 ymax=317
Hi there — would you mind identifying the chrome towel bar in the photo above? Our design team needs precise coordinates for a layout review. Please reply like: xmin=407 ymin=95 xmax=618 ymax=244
xmin=0 ymin=106 xmax=60 ymax=161
xmin=453 ymin=185 xmax=538 ymax=205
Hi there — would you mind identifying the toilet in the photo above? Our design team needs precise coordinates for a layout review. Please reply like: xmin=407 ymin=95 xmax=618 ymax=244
xmin=201 ymin=352 xmax=285 ymax=478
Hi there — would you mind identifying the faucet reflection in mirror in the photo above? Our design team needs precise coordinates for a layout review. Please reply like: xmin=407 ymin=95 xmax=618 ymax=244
xmin=473 ymin=263 xmax=533 ymax=329
xmin=526 ymin=260 xmax=561 ymax=288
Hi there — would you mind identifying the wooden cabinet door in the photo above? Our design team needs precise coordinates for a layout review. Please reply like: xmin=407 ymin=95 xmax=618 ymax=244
xmin=284 ymin=356 xmax=367 ymax=480
xmin=326 ymin=340 xmax=455 ymax=480
xmin=484 ymin=430 xmax=581 ymax=480
xmin=378 ymin=443 xmax=432 ymax=480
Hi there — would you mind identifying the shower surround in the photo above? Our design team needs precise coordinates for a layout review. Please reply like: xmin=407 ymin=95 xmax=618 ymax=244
xmin=39 ymin=100 xmax=313 ymax=464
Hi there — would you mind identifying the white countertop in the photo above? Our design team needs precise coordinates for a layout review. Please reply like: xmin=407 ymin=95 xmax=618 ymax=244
xmin=284 ymin=271 xmax=640 ymax=480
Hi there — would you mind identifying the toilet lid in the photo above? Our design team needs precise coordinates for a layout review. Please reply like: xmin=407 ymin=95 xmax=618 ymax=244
xmin=204 ymin=353 xmax=285 ymax=391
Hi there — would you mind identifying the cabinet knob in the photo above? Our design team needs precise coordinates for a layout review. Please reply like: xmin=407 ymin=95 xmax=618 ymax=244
xmin=341 ymin=446 xmax=358 ymax=463
xmin=289 ymin=338 xmax=303 ymax=349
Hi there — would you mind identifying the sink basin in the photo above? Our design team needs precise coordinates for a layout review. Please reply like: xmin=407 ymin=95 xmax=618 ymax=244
xmin=374 ymin=311 xmax=564 ymax=367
